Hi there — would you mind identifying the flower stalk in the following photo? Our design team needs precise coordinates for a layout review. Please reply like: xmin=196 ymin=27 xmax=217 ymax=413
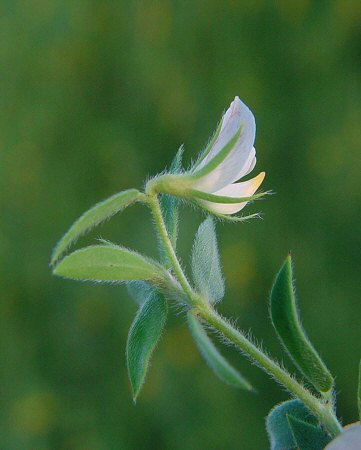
xmin=147 ymin=194 xmax=196 ymax=305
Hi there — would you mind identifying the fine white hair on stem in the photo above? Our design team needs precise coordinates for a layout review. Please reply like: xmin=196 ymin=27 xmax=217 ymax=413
xmin=197 ymin=310 xmax=309 ymax=397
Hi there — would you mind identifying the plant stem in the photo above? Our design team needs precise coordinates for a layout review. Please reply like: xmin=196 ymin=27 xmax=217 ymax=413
xmin=147 ymin=192 xmax=343 ymax=437
xmin=198 ymin=304 xmax=342 ymax=437
xmin=147 ymin=195 xmax=196 ymax=303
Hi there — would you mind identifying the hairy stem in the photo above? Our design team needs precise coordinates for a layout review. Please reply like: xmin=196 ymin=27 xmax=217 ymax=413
xmin=197 ymin=304 xmax=342 ymax=437
xmin=147 ymin=191 xmax=342 ymax=437
xmin=147 ymin=194 xmax=197 ymax=304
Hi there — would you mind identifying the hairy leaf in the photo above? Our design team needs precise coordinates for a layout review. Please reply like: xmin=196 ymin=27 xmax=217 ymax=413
xmin=127 ymin=281 xmax=154 ymax=306
xmin=266 ymin=399 xmax=319 ymax=450
xmin=53 ymin=244 xmax=164 ymax=282
xmin=127 ymin=291 xmax=167 ymax=401
xmin=288 ymin=415 xmax=331 ymax=450
xmin=191 ymin=217 xmax=224 ymax=303
xmin=51 ymin=189 xmax=142 ymax=265
xmin=127 ymin=277 xmax=186 ymax=308
xmin=270 ymin=255 xmax=334 ymax=395
xmin=187 ymin=313 xmax=253 ymax=390
xmin=160 ymin=146 xmax=184 ymax=265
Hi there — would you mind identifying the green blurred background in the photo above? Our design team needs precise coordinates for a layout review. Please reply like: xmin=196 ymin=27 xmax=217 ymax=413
xmin=1 ymin=1 xmax=361 ymax=449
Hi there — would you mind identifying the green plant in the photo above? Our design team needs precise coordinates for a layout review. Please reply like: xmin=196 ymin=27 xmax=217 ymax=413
xmin=51 ymin=97 xmax=360 ymax=448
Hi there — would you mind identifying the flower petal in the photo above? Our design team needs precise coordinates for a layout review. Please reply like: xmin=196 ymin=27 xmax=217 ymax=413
xmin=234 ymin=146 xmax=256 ymax=180
xmin=193 ymin=97 xmax=256 ymax=192
xmin=199 ymin=172 xmax=265 ymax=215
xmin=198 ymin=97 xmax=243 ymax=168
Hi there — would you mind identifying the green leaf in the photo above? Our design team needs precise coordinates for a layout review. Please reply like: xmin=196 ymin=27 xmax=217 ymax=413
xmin=127 ymin=277 xmax=186 ymax=309
xmin=266 ymin=399 xmax=319 ymax=450
xmin=270 ymin=255 xmax=334 ymax=395
xmin=288 ymin=415 xmax=332 ymax=450
xmin=127 ymin=291 xmax=167 ymax=401
xmin=51 ymin=189 xmax=142 ymax=265
xmin=53 ymin=244 xmax=165 ymax=282
xmin=127 ymin=281 xmax=154 ymax=306
xmin=160 ymin=146 xmax=184 ymax=265
xmin=191 ymin=217 xmax=224 ymax=303
xmin=358 ymin=359 xmax=361 ymax=422
xmin=187 ymin=313 xmax=253 ymax=390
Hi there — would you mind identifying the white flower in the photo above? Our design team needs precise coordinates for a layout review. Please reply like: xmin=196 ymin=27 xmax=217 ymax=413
xmin=148 ymin=96 xmax=265 ymax=217
xmin=188 ymin=96 xmax=265 ymax=215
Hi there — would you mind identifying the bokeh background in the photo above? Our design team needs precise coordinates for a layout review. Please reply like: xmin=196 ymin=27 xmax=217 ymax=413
xmin=1 ymin=1 xmax=361 ymax=449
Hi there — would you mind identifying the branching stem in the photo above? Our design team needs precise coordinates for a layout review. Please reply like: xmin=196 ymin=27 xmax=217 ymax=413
xmin=146 ymin=192 xmax=343 ymax=437
xmin=199 ymin=305 xmax=342 ymax=437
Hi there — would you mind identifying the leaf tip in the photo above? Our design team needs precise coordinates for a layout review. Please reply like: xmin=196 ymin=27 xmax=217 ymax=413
xmin=50 ymin=247 xmax=61 ymax=267
xmin=248 ymin=385 xmax=258 ymax=394
xmin=270 ymin=257 xmax=334 ymax=395
xmin=52 ymin=262 xmax=63 ymax=277
xmin=132 ymin=389 xmax=139 ymax=404
xmin=285 ymin=253 xmax=292 ymax=267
